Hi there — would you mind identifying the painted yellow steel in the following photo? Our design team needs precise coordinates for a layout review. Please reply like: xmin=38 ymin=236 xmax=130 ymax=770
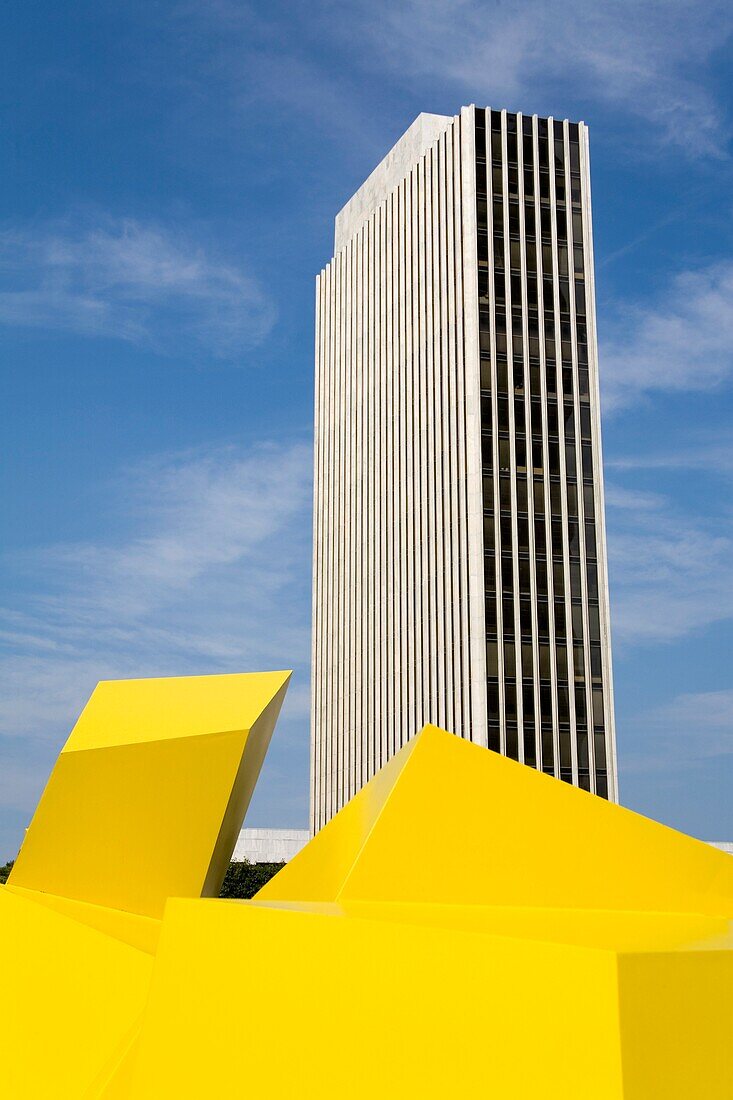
xmin=9 ymin=670 xmax=291 ymax=918
xmin=2 ymin=712 xmax=731 ymax=1097
xmin=0 ymin=670 xmax=290 ymax=1098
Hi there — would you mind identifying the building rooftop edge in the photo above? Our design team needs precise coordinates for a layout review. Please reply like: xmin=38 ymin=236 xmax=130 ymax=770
xmin=334 ymin=111 xmax=453 ymax=254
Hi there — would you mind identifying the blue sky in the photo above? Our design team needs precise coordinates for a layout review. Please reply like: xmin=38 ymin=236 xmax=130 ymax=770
xmin=1 ymin=0 xmax=733 ymax=859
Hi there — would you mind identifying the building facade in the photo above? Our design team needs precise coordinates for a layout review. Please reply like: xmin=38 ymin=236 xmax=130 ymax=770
xmin=311 ymin=106 xmax=617 ymax=832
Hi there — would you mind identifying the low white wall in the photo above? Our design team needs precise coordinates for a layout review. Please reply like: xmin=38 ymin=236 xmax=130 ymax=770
xmin=232 ymin=828 xmax=309 ymax=864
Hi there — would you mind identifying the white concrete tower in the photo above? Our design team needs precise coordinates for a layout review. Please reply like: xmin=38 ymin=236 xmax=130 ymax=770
xmin=311 ymin=107 xmax=617 ymax=832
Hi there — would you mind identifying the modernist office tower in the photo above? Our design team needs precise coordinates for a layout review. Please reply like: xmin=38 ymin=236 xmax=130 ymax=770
xmin=311 ymin=106 xmax=617 ymax=831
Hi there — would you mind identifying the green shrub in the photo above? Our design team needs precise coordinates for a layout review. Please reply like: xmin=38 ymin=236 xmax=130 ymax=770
xmin=219 ymin=860 xmax=284 ymax=899
xmin=0 ymin=861 xmax=14 ymax=885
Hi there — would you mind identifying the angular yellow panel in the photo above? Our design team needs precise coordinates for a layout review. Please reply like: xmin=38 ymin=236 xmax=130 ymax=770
xmin=7 ymin=884 xmax=162 ymax=954
xmin=9 ymin=671 xmax=290 ymax=918
xmin=259 ymin=725 xmax=733 ymax=917
xmin=0 ymin=885 xmax=152 ymax=1099
xmin=123 ymin=898 xmax=625 ymax=1098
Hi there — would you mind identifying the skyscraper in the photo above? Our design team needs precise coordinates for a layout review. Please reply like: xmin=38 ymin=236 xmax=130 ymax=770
xmin=311 ymin=106 xmax=617 ymax=832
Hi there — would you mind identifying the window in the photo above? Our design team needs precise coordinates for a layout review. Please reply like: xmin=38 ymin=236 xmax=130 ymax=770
xmin=567 ymin=482 xmax=578 ymax=517
xmin=504 ymin=642 xmax=516 ymax=678
xmin=592 ymin=687 xmax=604 ymax=726
xmin=570 ymin=560 xmax=582 ymax=599
xmin=589 ymin=605 xmax=601 ymax=642
xmin=556 ymin=644 xmax=568 ymax=680
xmin=585 ymin=522 xmax=597 ymax=559
xmin=486 ymin=641 xmax=499 ymax=677
xmin=539 ymin=644 xmax=551 ymax=679
xmin=523 ymin=682 xmax=536 ymax=720
xmin=488 ymin=681 xmax=500 ymax=722
xmin=484 ymin=515 xmax=495 ymax=551
xmin=575 ymin=281 xmax=586 ymax=315
xmin=483 ymin=475 xmax=494 ymax=510
xmin=505 ymin=682 xmax=517 ymax=723
xmin=557 ymin=685 xmax=570 ymax=723
xmin=575 ymin=687 xmax=587 ymax=724
xmin=583 ymin=484 xmax=595 ymax=520
xmin=516 ymin=477 xmax=528 ymax=514
xmin=486 ymin=595 xmax=498 ymax=635
xmin=501 ymin=553 xmax=513 ymax=593
xmin=553 ymin=560 xmax=565 ymax=598
xmin=577 ymin=729 xmax=589 ymax=769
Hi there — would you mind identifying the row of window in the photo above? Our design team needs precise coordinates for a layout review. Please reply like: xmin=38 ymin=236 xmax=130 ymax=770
xmin=486 ymin=593 xmax=602 ymax=642
xmin=483 ymin=164 xmax=583 ymax=207
xmin=485 ymin=396 xmax=593 ymax=440
xmin=487 ymin=673 xmax=605 ymax=726
xmin=491 ymin=239 xmax=585 ymax=278
xmin=475 ymin=110 xmax=581 ymax=170
xmin=477 ymin=198 xmax=582 ymax=244
xmin=481 ymin=358 xmax=592 ymax=403
xmin=485 ymin=477 xmax=595 ymax=520
xmin=485 ymin=513 xmax=598 ymax=559
xmin=481 ymin=436 xmax=595 ymax=484
xmin=486 ymin=638 xmax=603 ymax=682
xmin=486 ymin=552 xmax=600 ymax=600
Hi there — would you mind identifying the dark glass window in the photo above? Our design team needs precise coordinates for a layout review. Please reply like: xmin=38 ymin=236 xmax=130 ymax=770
xmin=592 ymin=687 xmax=604 ymax=727
xmin=536 ymin=557 xmax=548 ymax=598
xmin=520 ymin=597 xmax=532 ymax=636
xmin=575 ymin=689 xmax=587 ymax=727
xmin=486 ymin=640 xmax=499 ymax=677
xmin=488 ymin=681 xmax=500 ymax=722
xmin=504 ymin=641 xmax=516 ymax=678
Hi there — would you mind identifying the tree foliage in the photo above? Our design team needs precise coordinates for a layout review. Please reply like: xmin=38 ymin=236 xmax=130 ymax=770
xmin=0 ymin=857 xmax=283 ymax=895
xmin=219 ymin=860 xmax=284 ymax=899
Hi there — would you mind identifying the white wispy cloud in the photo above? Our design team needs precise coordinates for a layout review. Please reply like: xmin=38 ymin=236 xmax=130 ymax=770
xmin=621 ymin=688 xmax=733 ymax=775
xmin=0 ymin=216 xmax=275 ymax=356
xmin=605 ymin=472 xmax=733 ymax=644
xmin=353 ymin=0 xmax=733 ymax=156
xmin=601 ymin=261 xmax=733 ymax=410
xmin=0 ymin=438 xmax=312 ymax=755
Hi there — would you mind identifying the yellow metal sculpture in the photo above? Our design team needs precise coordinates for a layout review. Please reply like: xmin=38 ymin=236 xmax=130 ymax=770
xmin=1 ymin=689 xmax=731 ymax=1097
